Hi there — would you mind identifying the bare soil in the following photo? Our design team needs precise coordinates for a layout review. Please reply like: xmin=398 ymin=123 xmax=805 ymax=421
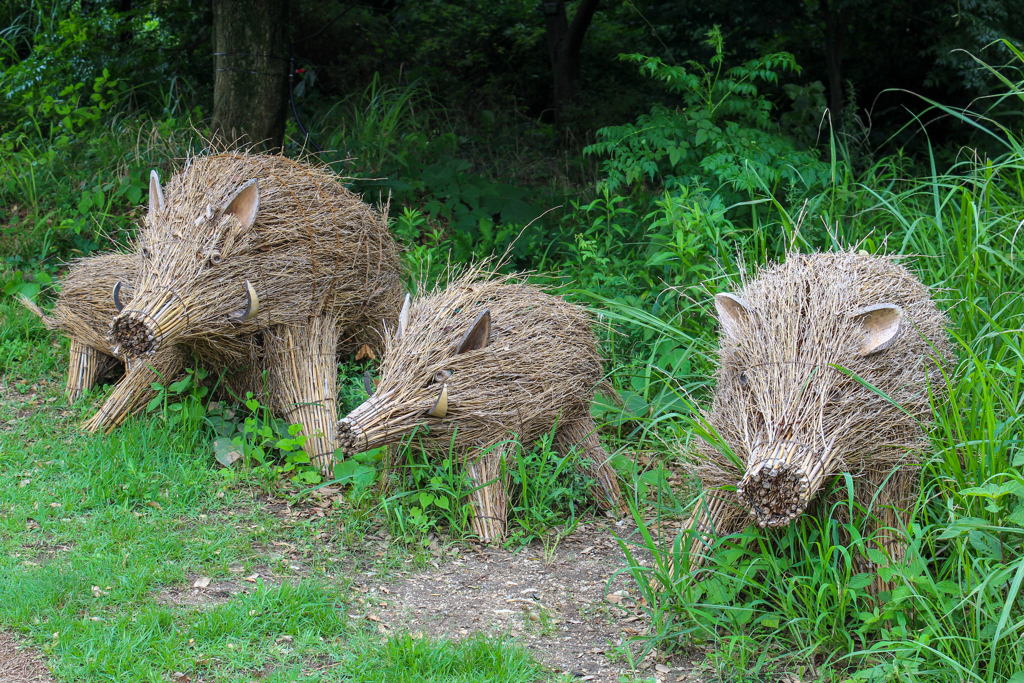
xmin=357 ymin=519 xmax=705 ymax=682
xmin=0 ymin=631 xmax=55 ymax=683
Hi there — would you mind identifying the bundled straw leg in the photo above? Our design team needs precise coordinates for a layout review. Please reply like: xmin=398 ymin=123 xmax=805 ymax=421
xmin=82 ymin=347 xmax=187 ymax=433
xmin=553 ymin=410 xmax=627 ymax=514
xmin=465 ymin=443 xmax=511 ymax=543
xmin=66 ymin=339 xmax=120 ymax=402
xmin=265 ymin=317 xmax=340 ymax=475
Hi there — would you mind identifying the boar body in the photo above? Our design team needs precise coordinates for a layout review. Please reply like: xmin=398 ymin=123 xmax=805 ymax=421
xmin=337 ymin=267 xmax=625 ymax=540
xmin=689 ymin=250 xmax=951 ymax=584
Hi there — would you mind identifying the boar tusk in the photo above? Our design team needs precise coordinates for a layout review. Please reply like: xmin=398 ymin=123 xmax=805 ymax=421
xmin=428 ymin=383 xmax=448 ymax=418
xmin=230 ymin=280 xmax=259 ymax=322
xmin=398 ymin=293 xmax=411 ymax=340
xmin=149 ymin=170 xmax=165 ymax=214
xmin=364 ymin=370 xmax=375 ymax=396
xmin=113 ymin=281 xmax=125 ymax=312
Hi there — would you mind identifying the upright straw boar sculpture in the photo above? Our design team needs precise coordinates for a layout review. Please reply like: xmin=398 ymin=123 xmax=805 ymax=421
xmin=79 ymin=151 xmax=404 ymax=472
xmin=686 ymin=250 xmax=950 ymax=581
xmin=337 ymin=266 xmax=626 ymax=541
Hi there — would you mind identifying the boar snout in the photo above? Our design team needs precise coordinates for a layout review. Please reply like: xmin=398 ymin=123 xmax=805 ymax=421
xmin=737 ymin=441 xmax=815 ymax=528
xmin=109 ymin=281 xmax=258 ymax=357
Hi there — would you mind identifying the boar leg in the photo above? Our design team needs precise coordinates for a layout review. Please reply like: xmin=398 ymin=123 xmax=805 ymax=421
xmin=858 ymin=464 xmax=916 ymax=594
xmin=66 ymin=339 xmax=120 ymax=402
xmin=465 ymin=443 xmax=511 ymax=543
xmin=82 ymin=347 xmax=186 ymax=434
xmin=682 ymin=491 xmax=748 ymax=572
xmin=265 ymin=318 xmax=340 ymax=476
xmin=553 ymin=410 xmax=626 ymax=514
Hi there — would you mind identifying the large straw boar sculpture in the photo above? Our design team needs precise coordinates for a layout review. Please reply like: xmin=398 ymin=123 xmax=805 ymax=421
xmin=686 ymin=250 xmax=951 ymax=584
xmin=336 ymin=266 xmax=626 ymax=541
xmin=19 ymin=252 xmax=137 ymax=401
xmin=64 ymin=151 xmax=403 ymax=472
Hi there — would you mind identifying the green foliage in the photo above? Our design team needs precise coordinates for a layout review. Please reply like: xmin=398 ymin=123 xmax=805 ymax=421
xmin=585 ymin=28 xmax=827 ymax=197
xmin=381 ymin=443 xmax=478 ymax=539
xmin=506 ymin=427 xmax=594 ymax=546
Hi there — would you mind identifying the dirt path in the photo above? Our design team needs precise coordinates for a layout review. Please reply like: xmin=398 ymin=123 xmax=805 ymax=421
xmin=0 ymin=631 xmax=55 ymax=683
xmin=355 ymin=520 xmax=699 ymax=682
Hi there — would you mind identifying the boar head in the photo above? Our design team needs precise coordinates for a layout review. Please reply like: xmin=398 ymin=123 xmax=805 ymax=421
xmin=712 ymin=280 xmax=907 ymax=529
xmin=109 ymin=170 xmax=260 ymax=357
xmin=337 ymin=293 xmax=494 ymax=455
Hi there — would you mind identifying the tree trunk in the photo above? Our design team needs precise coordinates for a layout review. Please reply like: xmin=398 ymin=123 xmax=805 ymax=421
xmin=820 ymin=0 xmax=847 ymax=127
xmin=544 ymin=0 xmax=601 ymax=114
xmin=212 ymin=0 xmax=289 ymax=150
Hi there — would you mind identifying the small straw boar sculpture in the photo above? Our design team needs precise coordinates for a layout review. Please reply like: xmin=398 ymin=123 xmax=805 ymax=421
xmin=685 ymin=250 xmax=951 ymax=584
xmin=337 ymin=265 xmax=626 ymax=541
xmin=45 ymin=151 xmax=404 ymax=473
xmin=20 ymin=253 xmax=139 ymax=401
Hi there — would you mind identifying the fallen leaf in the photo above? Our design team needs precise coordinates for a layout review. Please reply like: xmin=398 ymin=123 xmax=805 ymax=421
xmin=213 ymin=437 xmax=244 ymax=467
xmin=192 ymin=577 xmax=211 ymax=589
xmin=243 ymin=573 xmax=259 ymax=582
xmin=656 ymin=663 xmax=671 ymax=674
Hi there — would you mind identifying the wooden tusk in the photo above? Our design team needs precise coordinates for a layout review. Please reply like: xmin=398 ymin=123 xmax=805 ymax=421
xmin=428 ymin=384 xmax=447 ymax=418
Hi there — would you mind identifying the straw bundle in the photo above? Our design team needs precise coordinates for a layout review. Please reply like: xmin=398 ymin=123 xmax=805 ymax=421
xmin=337 ymin=263 xmax=626 ymax=541
xmin=19 ymin=252 xmax=138 ymax=401
xmin=77 ymin=150 xmax=404 ymax=473
xmin=682 ymin=250 xmax=951 ymax=584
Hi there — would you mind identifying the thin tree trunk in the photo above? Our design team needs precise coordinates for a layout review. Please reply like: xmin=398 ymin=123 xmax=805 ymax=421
xmin=821 ymin=0 xmax=847 ymax=127
xmin=212 ymin=0 xmax=289 ymax=150
xmin=544 ymin=0 xmax=600 ymax=114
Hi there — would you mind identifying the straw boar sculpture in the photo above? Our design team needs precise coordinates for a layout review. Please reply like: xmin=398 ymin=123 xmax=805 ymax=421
xmin=19 ymin=252 xmax=138 ymax=401
xmin=69 ymin=151 xmax=404 ymax=473
xmin=336 ymin=266 xmax=626 ymax=541
xmin=686 ymin=250 xmax=950 ymax=584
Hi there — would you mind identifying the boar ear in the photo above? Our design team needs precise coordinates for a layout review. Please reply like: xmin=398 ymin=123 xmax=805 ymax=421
xmin=714 ymin=293 xmax=749 ymax=340
xmin=853 ymin=303 xmax=903 ymax=356
xmin=457 ymin=309 xmax=491 ymax=354
xmin=428 ymin=384 xmax=448 ymax=418
xmin=148 ymin=170 xmax=165 ymax=217
xmin=397 ymin=293 xmax=411 ymax=340
xmin=223 ymin=179 xmax=260 ymax=230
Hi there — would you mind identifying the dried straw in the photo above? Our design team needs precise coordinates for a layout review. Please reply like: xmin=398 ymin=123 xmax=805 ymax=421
xmin=682 ymin=250 xmax=952 ymax=580
xmin=111 ymin=150 xmax=403 ymax=362
xmin=19 ymin=252 xmax=137 ymax=401
xmin=337 ymin=263 xmax=625 ymax=540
